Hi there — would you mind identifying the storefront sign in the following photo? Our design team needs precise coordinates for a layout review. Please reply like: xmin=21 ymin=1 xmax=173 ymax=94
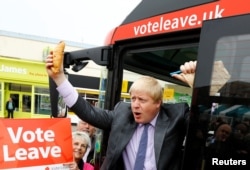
xmin=122 ymin=80 xmax=128 ymax=93
xmin=0 ymin=57 xmax=48 ymax=84
xmin=0 ymin=118 xmax=73 ymax=170
xmin=163 ymin=88 xmax=174 ymax=100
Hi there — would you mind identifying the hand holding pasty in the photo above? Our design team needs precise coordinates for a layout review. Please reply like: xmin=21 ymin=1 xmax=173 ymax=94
xmin=51 ymin=41 xmax=65 ymax=74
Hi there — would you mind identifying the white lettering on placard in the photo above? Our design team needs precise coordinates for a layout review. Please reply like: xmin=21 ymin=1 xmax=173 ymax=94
xmin=0 ymin=64 xmax=27 ymax=74
xmin=3 ymin=145 xmax=61 ymax=161
xmin=3 ymin=127 xmax=61 ymax=161
xmin=7 ymin=127 xmax=55 ymax=143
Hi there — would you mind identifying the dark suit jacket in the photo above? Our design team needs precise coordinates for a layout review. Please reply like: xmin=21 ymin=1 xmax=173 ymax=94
xmin=71 ymin=95 xmax=189 ymax=170
xmin=6 ymin=101 xmax=16 ymax=111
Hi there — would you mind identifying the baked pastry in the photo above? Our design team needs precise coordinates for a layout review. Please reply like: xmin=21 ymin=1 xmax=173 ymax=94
xmin=51 ymin=41 xmax=65 ymax=73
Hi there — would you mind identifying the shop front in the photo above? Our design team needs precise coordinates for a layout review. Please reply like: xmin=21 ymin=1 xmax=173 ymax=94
xmin=0 ymin=56 xmax=133 ymax=119
xmin=0 ymin=57 xmax=51 ymax=118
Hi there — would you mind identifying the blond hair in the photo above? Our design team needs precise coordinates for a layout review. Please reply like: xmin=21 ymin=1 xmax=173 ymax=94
xmin=129 ymin=76 xmax=163 ymax=102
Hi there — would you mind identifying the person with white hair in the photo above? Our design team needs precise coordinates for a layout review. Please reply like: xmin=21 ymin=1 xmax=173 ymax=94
xmin=65 ymin=131 xmax=94 ymax=170
xmin=76 ymin=119 xmax=96 ymax=164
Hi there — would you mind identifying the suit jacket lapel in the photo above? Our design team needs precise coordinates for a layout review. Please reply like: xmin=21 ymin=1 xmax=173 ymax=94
xmin=114 ymin=117 xmax=137 ymax=159
xmin=154 ymin=109 xmax=170 ymax=163
xmin=119 ymin=122 xmax=137 ymax=147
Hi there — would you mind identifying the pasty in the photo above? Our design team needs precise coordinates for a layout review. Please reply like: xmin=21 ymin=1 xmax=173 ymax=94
xmin=52 ymin=41 xmax=65 ymax=73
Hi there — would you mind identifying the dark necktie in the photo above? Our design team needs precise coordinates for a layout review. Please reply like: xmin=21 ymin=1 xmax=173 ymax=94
xmin=134 ymin=124 xmax=150 ymax=170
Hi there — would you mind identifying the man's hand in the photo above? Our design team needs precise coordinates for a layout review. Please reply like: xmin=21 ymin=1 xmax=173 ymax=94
xmin=45 ymin=52 xmax=66 ymax=86
xmin=172 ymin=61 xmax=197 ymax=88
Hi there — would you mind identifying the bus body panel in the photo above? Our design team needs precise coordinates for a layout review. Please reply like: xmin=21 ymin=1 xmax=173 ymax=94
xmin=105 ymin=0 xmax=250 ymax=45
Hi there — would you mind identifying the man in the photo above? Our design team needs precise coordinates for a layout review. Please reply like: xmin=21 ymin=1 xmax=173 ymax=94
xmin=76 ymin=119 xmax=96 ymax=164
xmin=204 ymin=123 xmax=235 ymax=170
xmin=6 ymin=97 xmax=16 ymax=119
xmin=45 ymin=54 xmax=196 ymax=170
xmin=76 ymin=119 xmax=96 ymax=138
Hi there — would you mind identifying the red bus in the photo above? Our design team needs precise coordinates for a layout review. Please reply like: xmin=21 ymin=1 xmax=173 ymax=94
xmin=50 ymin=0 xmax=250 ymax=169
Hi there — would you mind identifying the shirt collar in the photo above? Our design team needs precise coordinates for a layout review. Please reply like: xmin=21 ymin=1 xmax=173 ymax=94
xmin=150 ymin=112 xmax=159 ymax=127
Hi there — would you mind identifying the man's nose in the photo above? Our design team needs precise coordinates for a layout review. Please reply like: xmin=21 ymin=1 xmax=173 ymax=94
xmin=133 ymin=100 xmax=140 ymax=107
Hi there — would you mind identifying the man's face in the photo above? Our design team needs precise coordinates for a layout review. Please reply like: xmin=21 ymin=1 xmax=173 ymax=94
xmin=76 ymin=120 xmax=96 ymax=137
xmin=130 ymin=90 xmax=161 ymax=124
xmin=215 ymin=124 xmax=231 ymax=142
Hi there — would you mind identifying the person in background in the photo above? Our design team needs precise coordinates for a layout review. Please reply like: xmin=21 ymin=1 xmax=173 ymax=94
xmin=76 ymin=119 xmax=96 ymax=164
xmin=210 ymin=122 xmax=232 ymax=144
xmin=231 ymin=122 xmax=250 ymax=162
xmin=65 ymin=131 xmax=94 ymax=170
xmin=204 ymin=122 xmax=234 ymax=170
xmin=46 ymin=54 xmax=196 ymax=170
xmin=6 ymin=97 xmax=16 ymax=119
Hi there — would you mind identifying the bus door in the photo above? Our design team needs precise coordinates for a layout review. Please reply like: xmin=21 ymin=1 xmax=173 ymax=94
xmin=183 ymin=14 xmax=250 ymax=170
xmin=58 ymin=32 xmax=200 ymax=169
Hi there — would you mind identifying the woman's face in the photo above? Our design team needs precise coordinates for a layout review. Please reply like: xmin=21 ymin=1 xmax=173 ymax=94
xmin=72 ymin=136 xmax=88 ymax=161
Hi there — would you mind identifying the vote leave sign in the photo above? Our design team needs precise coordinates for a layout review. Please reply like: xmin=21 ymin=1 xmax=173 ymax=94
xmin=0 ymin=118 xmax=73 ymax=170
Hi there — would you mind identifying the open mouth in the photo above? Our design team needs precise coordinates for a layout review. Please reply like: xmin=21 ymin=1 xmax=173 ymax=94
xmin=134 ymin=112 xmax=142 ymax=119
xmin=134 ymin=112 xmax=141 ymax=115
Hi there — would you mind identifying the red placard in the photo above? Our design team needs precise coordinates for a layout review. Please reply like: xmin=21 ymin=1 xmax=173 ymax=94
xmin=0 ymin=118 xmax=73 ymax=170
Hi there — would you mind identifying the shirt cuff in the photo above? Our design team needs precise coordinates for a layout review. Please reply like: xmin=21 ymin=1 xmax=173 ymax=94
xmin=56 ymin=79 xmax=78 ymax=108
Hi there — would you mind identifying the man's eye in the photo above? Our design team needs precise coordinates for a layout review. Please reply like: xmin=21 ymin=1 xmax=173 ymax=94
xmin=139 ymin=99 xmax=146 ymax=102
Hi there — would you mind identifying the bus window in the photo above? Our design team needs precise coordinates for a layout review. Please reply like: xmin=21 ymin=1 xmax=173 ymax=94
xmin=122 ymin=45 xmax=198 ymax=105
